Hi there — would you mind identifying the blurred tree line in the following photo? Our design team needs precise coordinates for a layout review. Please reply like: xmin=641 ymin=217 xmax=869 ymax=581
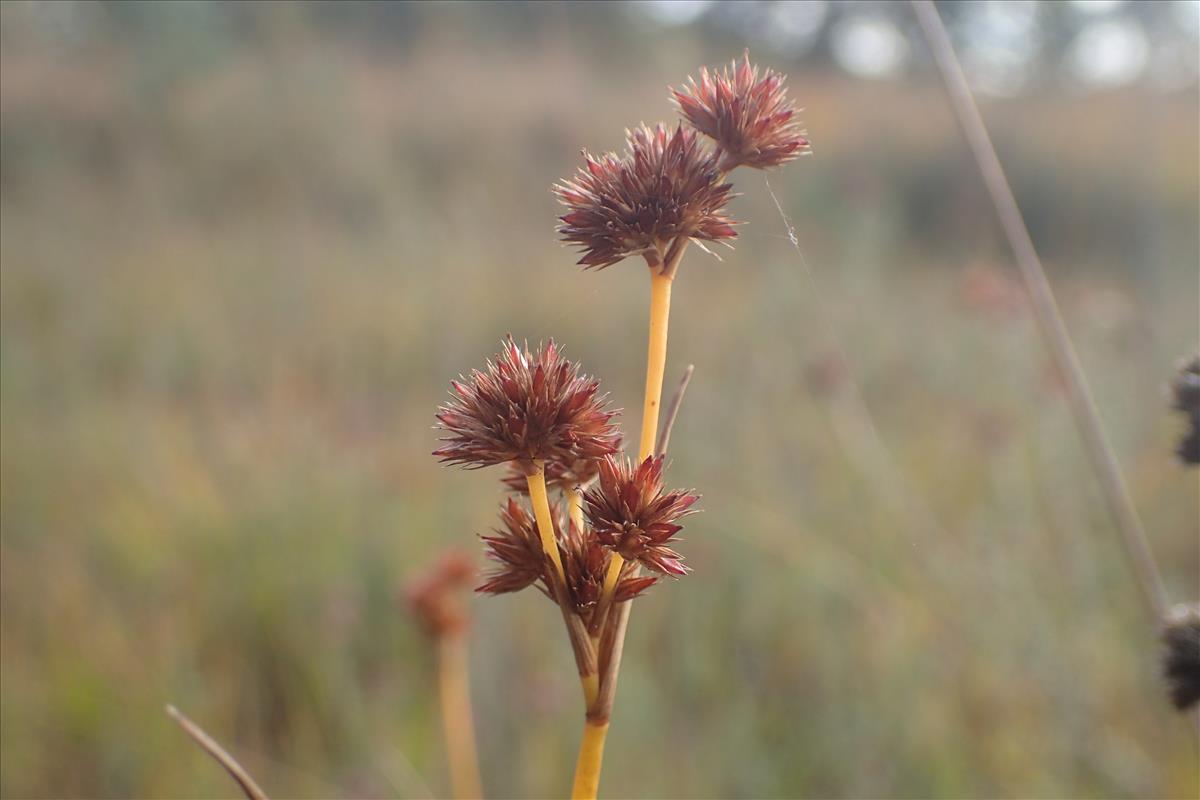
xmin=1 ymin=0 xmax=1196 ymax=275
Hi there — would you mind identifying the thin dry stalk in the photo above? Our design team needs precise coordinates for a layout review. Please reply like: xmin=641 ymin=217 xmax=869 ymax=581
xmin=656 ymin=365 xmax=695 ymax=457
xmin=165 ymin=704 xmax=269 ymax=800
xmin=910 ymin=0 xmax=1170 ymax=621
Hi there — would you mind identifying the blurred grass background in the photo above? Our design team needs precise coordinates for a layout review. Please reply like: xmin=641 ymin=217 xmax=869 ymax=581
xmin=1 ymin=1 xmax=1198 ymax=797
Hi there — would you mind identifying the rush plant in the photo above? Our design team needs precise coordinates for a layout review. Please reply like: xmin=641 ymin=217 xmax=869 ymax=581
xmin=407 ymin=551 xmax=483 ymax=800
xmin=432 ymin=52 xmax=808 ymax=798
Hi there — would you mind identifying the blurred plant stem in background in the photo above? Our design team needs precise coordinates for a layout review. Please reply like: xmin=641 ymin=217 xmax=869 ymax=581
xmin=911 ymin=0 xmax=1169 ymax=622
xmin=438 ymin=634 xmax=483 ymax=800
xmin=406 ymin=552 xmax=483 ymax=798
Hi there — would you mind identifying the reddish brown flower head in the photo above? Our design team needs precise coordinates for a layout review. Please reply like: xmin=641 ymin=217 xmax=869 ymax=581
xmin=560 ymin=508 xmax=658 ymax=629
xmin=672 ymin=51 xmax=810 ymax=171
xmin=478 ymin=498 xmax=655 ymax=623
xmin=555 ymin=123 xmax=737 ymax=270
xmin=434 ymin=337 xmax=621 ymax=472
xmin=583 ymin=455 xmax=699 ymax=576
xmin=478 ymin=497 xmax=551 ymax=596
xmin=405 ymin=550 xmax=476 ymax=637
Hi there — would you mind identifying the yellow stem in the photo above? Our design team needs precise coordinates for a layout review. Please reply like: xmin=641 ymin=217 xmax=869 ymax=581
xmin=595 ymin=271 xmax=675 ymax=611
xmin=600 ymin=554 xmax=622 ymax=604
xmin=526 ymin=464 xmax=566 ymax=584
xmin=567 ymin=486 xmax=584 ymax=533
xmin=438 ymin=634 xmax=483 ymax=800
xmin=572 ymin=268 xmax=676 ymax=798
xmin=570 ymin=720 xmax=610 ymax=800
xmin=528 ymin=466 xmax=598 ymax=706
xmin=638 ymin=271 xmax=674 ymax=460
xmin=581 ymin=673 xmax=599 ymax=708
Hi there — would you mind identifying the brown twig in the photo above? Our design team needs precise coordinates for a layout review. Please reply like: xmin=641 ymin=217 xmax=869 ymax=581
xmin=655 ymin=365 xmax=695 ymax=458
xmin=910 ymin=0 xmax=1170 ymax=622
xmin=592 ymin=603 xmax=627 ymax=725
xmin=166 ymin=704 xmax=269 ymax=800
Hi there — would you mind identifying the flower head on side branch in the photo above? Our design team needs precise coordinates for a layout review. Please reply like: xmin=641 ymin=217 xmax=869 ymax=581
xmin=672 ymin=50 xmax=810 ymax=172
xmin=479 ymin=498 xmax=657 ymax=619
xmin=478 ymin=498 xmax=552 ymax=596
xmin=584 ymin=455 xmax=699 ymax=576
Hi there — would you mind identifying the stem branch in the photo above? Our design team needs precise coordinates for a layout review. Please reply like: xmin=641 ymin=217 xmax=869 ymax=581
xmin=527 ymin=465 xmax=567 ymax=583
xmin=656 ymin=364 xmax=695 ymax=458
xmin=526 ymin=465 xmax=598 ymax=703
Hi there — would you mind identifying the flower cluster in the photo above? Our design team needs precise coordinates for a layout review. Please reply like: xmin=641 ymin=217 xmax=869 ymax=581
xmin=555 ymin=124 xmax=737 ymax=270
xmin=478 ymin=497 xmax=658 ymax=627
xmin=554 ymin=51 xmax=807 ymax=274
xmin=584 ymin=455 xmax=699 ymax=576
xmin=560 ymin=512 xmax=659 ymax=613
xmin=434 ymin=337 xmax=620 ymax=472
xmin=672 ymin=51 xmax=810 ymax=171
xmin=428 ymin=53 xmax=809 ymax=795
xmin=437 ymin=337 xmax=697 ymax=615
xmin=477 ymin=498 xmax=550 ymax=596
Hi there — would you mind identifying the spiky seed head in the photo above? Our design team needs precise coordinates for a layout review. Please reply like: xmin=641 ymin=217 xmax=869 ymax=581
xmin=554 ymin=123 xmax=737 ymax=270
xmin=1170 ymin=354 xmax=1200 ymax=465
xmin=560 ymin=509 xmax=658 ymax=620
xmin=434 ymin=337 xmax=621 ymax=472
xmin=583 ymin=454 xmax=699 ymax=576
xmin=477 ymin=497 xmax=551 ymax=595
xmin=672 ymin=50 xmax=810 ymax=172
xmin=478 ymin=498 xmax=656 ymax=620
xmin=405 ymin=550 xmax=476 ymax=637
xmin=1161 ymin=603 xmax=1200 ymax=711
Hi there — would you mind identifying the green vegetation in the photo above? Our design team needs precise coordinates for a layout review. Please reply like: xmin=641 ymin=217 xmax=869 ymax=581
xmin=2 ymin=3 xmax=1197 ymax=797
